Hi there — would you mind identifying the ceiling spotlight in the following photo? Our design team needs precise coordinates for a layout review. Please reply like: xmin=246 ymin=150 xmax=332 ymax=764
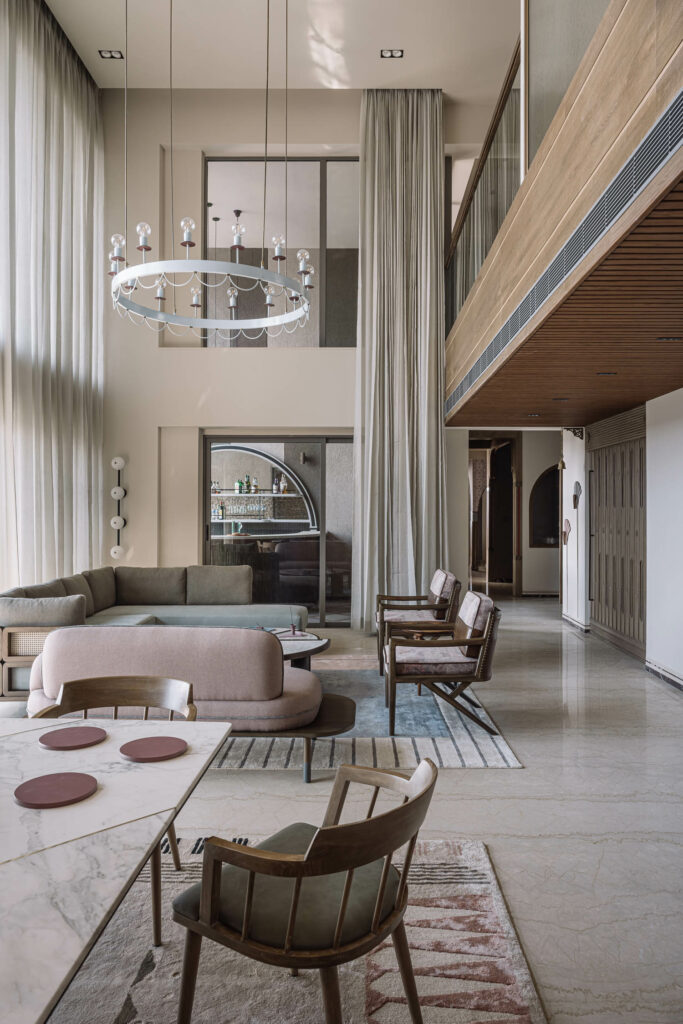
xmin=656 ymin=336 xmax=682 ymax=341
xmin=596 ymin=371 xmax=617 ymax=376
xmin=380 ymin=48 xmax=404 ymax=58
xmin=528 ymin=413 xmax=540 ymax=417
xmin=99 ymin=49 xmax=124 ymax=59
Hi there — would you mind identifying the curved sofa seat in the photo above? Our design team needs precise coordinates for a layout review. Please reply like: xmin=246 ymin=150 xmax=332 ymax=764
xmin=27 ymin=625 xmax=322 ymax=728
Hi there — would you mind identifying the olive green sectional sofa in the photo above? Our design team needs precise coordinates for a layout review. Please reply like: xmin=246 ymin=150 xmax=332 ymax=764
xmin=0 ymin=565 xmax=308 ymax=699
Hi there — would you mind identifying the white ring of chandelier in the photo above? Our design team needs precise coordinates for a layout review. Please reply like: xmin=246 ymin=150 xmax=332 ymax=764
xmin=112 ymin=259 xmax=310 ymax=331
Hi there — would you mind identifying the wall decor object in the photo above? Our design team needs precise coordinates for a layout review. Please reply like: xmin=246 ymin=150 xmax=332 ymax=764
xmin=110 ymin=456 xmax=127 ymax=558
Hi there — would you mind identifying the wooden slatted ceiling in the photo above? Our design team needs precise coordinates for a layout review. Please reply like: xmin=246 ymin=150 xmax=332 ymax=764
xmin=446 ymin=177 xmax=683 ymax=428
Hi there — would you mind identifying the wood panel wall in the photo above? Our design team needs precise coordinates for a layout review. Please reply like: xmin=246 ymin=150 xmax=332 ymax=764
xmin=445 ymin=0 xmax=683 ymax=418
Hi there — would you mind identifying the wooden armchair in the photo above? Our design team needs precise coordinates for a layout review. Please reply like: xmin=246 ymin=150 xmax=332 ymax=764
xmin=376 ymin=570 xmax=461 ymax=672
xmin=383 ymin=592 xmax=501 ymax=736
xmin=172 ymin=759 xmax=438 ymax=1024
xmin=34 ymin=674 xmax=197 ymax=946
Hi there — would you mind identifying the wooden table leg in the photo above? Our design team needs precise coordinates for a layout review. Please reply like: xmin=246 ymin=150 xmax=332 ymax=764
xmin=150 ymin=842 xmax=162 ymax=947
xmin=167 ymin=821 xmax=182 ymax=871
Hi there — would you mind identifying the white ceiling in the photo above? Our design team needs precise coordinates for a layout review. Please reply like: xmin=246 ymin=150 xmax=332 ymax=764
xmin=46 ymin=0 xmax=519 ymax=103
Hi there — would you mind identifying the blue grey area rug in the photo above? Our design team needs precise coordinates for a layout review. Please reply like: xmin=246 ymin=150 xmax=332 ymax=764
xmin=211 ymin=669 xmax=521 ymax=770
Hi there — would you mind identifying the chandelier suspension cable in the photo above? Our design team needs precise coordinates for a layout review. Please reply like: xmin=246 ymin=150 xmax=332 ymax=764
xmin=285 ymin=0 xmax=288 ymax=258
xmin=261 ymin=0 xmax=270 ymax=269
xmin=123 ymin=0 xmax=128 ymax=249
xmin=169 ymin=0 xmax=176 ymax=310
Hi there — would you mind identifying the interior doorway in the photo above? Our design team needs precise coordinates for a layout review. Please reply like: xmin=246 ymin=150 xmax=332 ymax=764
xmin=468 ymin=436 xmax=517 ymax=595
xmin=203 ymin=436 xmax=352 ymax=626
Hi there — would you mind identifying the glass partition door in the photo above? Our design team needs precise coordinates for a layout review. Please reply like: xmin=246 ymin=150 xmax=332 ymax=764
xmin=204 ymin=437 xmax=352 ymax=625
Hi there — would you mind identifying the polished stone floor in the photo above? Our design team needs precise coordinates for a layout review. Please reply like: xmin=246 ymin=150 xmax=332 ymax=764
xmin=177 ymin=598 xmax=683 ymax=1023
xmin=3 ymin=599 xmax=681 ymax=1022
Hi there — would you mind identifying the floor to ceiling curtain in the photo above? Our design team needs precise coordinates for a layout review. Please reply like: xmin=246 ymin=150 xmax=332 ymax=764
xmin=352 ymin=89 xmax=448 ymax=631
xmin=0 ymin=0 xmax=104 ymax=588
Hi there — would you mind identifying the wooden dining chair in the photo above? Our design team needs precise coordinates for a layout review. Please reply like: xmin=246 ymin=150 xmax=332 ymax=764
xmin=34 ymin=674 xmax=197 ymax=946
xmin=172 ymin=759 xmax=439 ymax=1024
xmin=376 ymin=570 xmax=461 ymax=673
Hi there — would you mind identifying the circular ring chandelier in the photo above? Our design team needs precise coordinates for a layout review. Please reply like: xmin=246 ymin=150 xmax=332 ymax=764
xmin=108 ymin=0 xmax=311 ymax=342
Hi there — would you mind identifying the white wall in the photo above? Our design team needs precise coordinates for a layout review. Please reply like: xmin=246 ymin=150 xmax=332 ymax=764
xmin=561 ymin=430 xmax=589 ymax=628
xmin=646 ymin=387 xmax=683 ymax=685
xmin=522 ymin=430 xmax=562 ymax=594
xmin=445 ymin=428 xmax=470 ymax=591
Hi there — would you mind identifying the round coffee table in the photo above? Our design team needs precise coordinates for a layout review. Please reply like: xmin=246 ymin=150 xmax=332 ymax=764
xmin=276 ymin=631 xmax=330 ymax=670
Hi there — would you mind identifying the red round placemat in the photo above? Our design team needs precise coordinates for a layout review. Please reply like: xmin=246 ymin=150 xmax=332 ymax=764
xmin=39 ymin=726 xmax=107 ymax=751
xmin=14 ymin=772 xmax=98 ymax=809
xmin=119 ymin=736 xmax=188 ymax=763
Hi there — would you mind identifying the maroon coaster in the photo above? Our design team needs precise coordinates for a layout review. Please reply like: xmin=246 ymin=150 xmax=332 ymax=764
xmin=39 ymin=726 xmax=107 ymax=751
xmin=119 ymin=736 xmax=188 ymax=763
xmin=14 ymin=772 xmax=98 ymax=809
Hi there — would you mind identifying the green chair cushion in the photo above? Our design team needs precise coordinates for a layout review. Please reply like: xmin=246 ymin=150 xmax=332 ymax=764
xmin=173 ymin=822 xmax=400 ymax=951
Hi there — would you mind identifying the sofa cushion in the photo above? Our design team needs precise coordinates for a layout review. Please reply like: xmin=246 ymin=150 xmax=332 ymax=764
xmin=21 ymin=579 xmax=67 ymax=599
xmin=0 ymin=587 xmax=26 ymax=597
xmin=186 ymin=565 xmax=252 ymax=605
xmin=173 ymin=821 xmax=398 ymax=950
xmin=194 ymin=668 xmax=322 ymax=731
xmin=82 ymin=567 xmax=116 ymax=613
xmin=86 ymin=611 xmax=159 ymax=626
xmin=0 ymin=595 xmax=86 ymax=628
xmin=115 ymin=566 xmax=187 ymax=605
xmin=62 ymin=573 xmax=95 ymax=617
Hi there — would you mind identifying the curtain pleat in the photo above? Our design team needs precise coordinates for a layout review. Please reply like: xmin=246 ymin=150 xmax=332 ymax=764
xmin=352 ymin=89 xmax=447 ymax=631
xmin=0 ymin=0 xmax=103 ymax=588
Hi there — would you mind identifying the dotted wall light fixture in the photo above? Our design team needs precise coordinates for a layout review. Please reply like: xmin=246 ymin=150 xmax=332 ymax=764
xmin=110 ymin=456 xmax=127 ymax=558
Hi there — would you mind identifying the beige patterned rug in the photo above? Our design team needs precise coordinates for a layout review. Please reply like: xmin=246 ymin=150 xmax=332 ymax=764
xmin=49 ymin=839 xmax=546 ymax=1024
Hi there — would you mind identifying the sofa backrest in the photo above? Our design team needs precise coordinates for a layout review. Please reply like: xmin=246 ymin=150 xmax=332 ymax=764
xmin=186 ymin=565 xmax=252 ymax=605
xmin=115 ymin=566 xmax=187 ymax=605
xmin=33 ymin=625 xmax=284 ymax=702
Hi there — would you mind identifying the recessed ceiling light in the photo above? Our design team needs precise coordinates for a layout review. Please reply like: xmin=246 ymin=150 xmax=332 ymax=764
xmin=596 ymin=371 xmax=617 ymax=376
xmin=380 ymin=49 xmax=404 ymax=58
xmin=656 ymin=336 xmax=682 ymax=341
xmin=99 ymin=49 xmax=124 ymax=59
xmin=528 ymin=413 xmax=540 ymax=417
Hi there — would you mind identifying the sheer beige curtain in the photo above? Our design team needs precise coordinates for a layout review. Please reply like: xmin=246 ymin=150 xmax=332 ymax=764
xmin=352 ymin=89 xmax=448 ymax=631
xmin=0 ymin=0 xmax=103 ymax=589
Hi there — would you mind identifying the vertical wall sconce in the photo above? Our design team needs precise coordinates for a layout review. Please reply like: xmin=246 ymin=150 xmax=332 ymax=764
xmin=110 ymin=456 xmax=127 ymax=558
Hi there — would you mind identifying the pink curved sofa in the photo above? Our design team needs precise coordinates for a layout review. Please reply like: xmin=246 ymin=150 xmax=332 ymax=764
xmin=27 ymin=625 xmax=322 ymax=730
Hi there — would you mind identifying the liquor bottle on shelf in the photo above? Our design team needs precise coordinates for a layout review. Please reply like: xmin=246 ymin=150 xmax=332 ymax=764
xmin=245 ymin=473 xmax=251 ymax=494
xmin=252 ymin=477 xmax=258 ymax=493
xmin=234 ymin=480 xmax=240 ymax=494
xmin=280 ymin=476 xmax=288 ymax=494
xmin=272 ymin=475 xmax=279 ymax=494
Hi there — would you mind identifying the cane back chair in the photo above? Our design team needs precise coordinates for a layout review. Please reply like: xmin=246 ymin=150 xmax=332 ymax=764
xmin=376 ymin=570 xmax=461 ymax=672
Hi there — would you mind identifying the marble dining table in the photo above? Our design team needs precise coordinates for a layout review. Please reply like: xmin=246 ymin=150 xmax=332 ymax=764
xmin=0 ymin=717 xmax=231 ymax=1024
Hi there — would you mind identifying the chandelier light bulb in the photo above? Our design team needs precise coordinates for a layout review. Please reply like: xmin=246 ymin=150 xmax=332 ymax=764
xmin=110 ymin=233 xmax=125 ymax=261
xmin=190 ymin=285 xmax=202 ymax=305
xmin=303 ymin=265 xmax=316 ymax=289
xmin=227 ymin=286 xmax=238 ymax=308
xmin=155 ymin=276 xmax=166 ymax=302
xmin=265 ymin=285 xmax=276 ymax=308
xmin=297 ymin=249 xmax=310 ymax=272
xmin=231 ymin=223 xmax=246 ymax=248
xmin=136 ymin=222 xmax=152 ymax=251
xmin=108 ymin=250 xmax=118 ymax=277
xmin=272 ymin=234 xmax=286 ymax=260
xmin=180 ymin=216 xmax=196 ymax=247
